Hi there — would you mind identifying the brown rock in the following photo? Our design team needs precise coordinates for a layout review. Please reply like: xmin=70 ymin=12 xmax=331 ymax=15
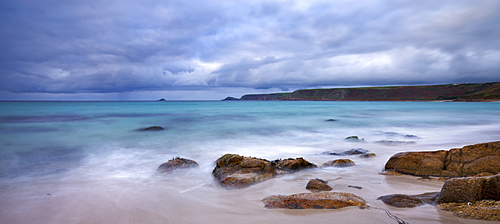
xmin=272 ymin=157 xmax=317 ymax=173
xmin=212 ymin=154 xmax=276 ymax=189
xmin=262 ymin=192 xmax=366 ymax=209
xmin=322 ymin=159 xmax=355 ymax=167
xmin=384 ymin=141 xmax=500 ymax=177
xmin=436 ymin=174 xmax=500 ymax=204
xmin=157 ymin=157 xmax=199 ymax=173
xmin=377 ymin=192 xmax=440 ymax=208
xmin=438 ymin=200 xmax=500 ymax=221
xmin=306 ymin=178 xmax=332 ymax=192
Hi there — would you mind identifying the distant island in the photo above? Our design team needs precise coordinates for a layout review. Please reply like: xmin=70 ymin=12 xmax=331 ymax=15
xmin=224 ymin=82 xmax=500 ymax=102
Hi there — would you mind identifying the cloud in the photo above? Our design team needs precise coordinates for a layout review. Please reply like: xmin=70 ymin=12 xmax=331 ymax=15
xmin=1 ymin=0 xmax=499 ymax=99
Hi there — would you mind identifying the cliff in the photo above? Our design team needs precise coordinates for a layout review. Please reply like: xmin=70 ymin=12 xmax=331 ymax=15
xmin=236 ymin=82 xmax=500 ymax=101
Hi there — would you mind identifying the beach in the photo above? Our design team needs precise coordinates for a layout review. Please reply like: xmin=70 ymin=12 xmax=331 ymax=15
xmin=1 ymin=101 xmax=499 ymax=223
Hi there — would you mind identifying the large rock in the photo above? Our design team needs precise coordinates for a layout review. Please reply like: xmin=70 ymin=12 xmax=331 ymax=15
xmin=436 ymin=174 xmax=500 ymax=203
xmin=384 ymin=141 xmax=500 ymax=177
xmin=212 ymin=154 xmax=317 ymax=188
xmin=262 ymin=192 xmax=366 ymax=209
xmin=157 ymin=157 xmax=199 ymax=173
xmin=377 ymin=192 xmax=440 ymax=208
xmin=436 ymin=175 xmax=500 ymax=221
xmin=212 ymin=154 xmax=276 ymax=188
xmin=438 ymin=200 xmax=500 ymax=221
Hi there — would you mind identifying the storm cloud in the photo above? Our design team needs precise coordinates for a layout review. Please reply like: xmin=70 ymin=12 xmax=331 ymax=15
xmin=1 ymin=0 xmax=499 ymax=100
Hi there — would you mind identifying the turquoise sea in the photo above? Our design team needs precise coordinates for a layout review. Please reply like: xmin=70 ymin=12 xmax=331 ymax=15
xmin=1 ymin=101 xmax=499 ymax=223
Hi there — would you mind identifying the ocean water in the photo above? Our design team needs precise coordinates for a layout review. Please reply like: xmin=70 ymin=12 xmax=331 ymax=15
xmin=0 ymin=101 xmax=499 ymax=224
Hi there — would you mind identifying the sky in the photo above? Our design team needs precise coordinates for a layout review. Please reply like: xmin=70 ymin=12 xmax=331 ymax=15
xmin=1 ymin=0 xmax=500 ymax=100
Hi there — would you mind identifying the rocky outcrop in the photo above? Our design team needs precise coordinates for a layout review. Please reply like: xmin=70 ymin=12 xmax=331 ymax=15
xmin=438 ymin=201 xmax=500 ymax=221
xmin=137 ymin=126 xmax=165 ymax=131
xmin=384 ymin=141 xmax=500 ymax=177
xmin=322 ymin=159 xmax=355 ymax=167
xmin=436 ymin=174 xmax=500 ymax=203
xmin=212 ymin=154 xmax=317 ymax=188
xmin=157 ymin=157 xmax=199 ymax=173
xmin=306 ymin=178 xmax=332 ymax=192
xmin=437 ymin=174 xmax=500 ymax=221
xmin=262 ymin=192 xmax=366 ymax=209
xmin=377 ymin=192 xmax=440 ymax=208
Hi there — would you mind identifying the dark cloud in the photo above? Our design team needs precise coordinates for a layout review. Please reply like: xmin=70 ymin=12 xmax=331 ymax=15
xmin=1 ymin=0 xmax=499 ymax=100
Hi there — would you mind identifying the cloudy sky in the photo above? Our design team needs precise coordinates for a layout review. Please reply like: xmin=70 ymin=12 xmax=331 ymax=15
xmin=1 ymin=0 xmax=499 ymax=100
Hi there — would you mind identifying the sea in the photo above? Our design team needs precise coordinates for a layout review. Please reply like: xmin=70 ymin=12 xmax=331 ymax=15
xmin=0 ymin=101 xmax=499 ymax=224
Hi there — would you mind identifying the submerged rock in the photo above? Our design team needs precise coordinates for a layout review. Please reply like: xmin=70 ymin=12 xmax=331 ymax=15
xmin=377 ymin=192 xmax=440 ymax=208
xmin=157 ymin=157 xmax=199 ymax=173
xmin=384 ymin=141 xmax=500 ymax=177
xmin=345 ymin=136 xmax=364 ymax=142
xmin=322 ymin=159 xmax=355 ymax=167
xmin=262 ymin=192 xmax=366 ymax=209
xmin=137 ymin=126 xmax=165 ymax=131
xmin=323 ymin=148 xmax=368 ymax=156
xmin=306 ymin=178 xmax=332 ymax=192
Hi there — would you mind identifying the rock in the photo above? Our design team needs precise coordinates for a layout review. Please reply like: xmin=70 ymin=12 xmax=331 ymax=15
xmin=212 ymin=155 xmax=317 ymax=188
xmin=348 ymin=185 xmax=362 ymax=190
xmin=435 ymin=174 xmax=500 ymax=221
xmin=378 ymin=170 xmax=404 ymax=176
xmin=377 ymin=192 xmax=440 ymax=208
xmin=359 ymin=153 xmax=376 ymax=158
xmin=322 ymin=159 xmax=355 ymax=167
xmin=157 ymin=98 xmax=166 ymax=101
xmin=306 ymin=178 xmax=332 ymax=192
xmin=262 ymin=192 xmax=366 ymax=209
xmin=438 ymin=200 xmax=500 ymax=221
xmin=137 ymin=126 xmax=165 ymax=131
xmin=212 ymin=154 xmax=276 ymax=188
xmin=436 ymin=174 xmax=500 ymax=204
xmin=326 ymin=119 xmax=337 ymax=121
xmin=345 ymin=136 xmax=364 ymax=142
xmin=384 ymin=141 xmax=500 ymax=177
xmin=157 ymin=157 xmax=199 ymax=173
xmin=272 ymin=157 xmax=318 ymax=173
xmin=324 ymin=148 xmax=368 ymax=156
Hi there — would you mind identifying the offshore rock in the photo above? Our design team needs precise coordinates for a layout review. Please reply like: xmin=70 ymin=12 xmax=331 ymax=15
xmin=377 ymin=192 xmax=440 ymax=208
xmin=323 ymin=148 xmax=368 ymax=156
xmin=322 ymin=159 xmax=355 ymax=167
xmin=262 ymin=192 xmax=366 ymax=209
xmin=306 ymin=178 xmax=332 ymax=192
xmin=212 ymin=154 xmax=317 ymax=188
xmin=137 ymin=126 xmax=165 ymax=131
xmin=384 ymin=141 xmax=500 ymax=177
xmin=157 ymin=157 xmax=199 ymax=173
